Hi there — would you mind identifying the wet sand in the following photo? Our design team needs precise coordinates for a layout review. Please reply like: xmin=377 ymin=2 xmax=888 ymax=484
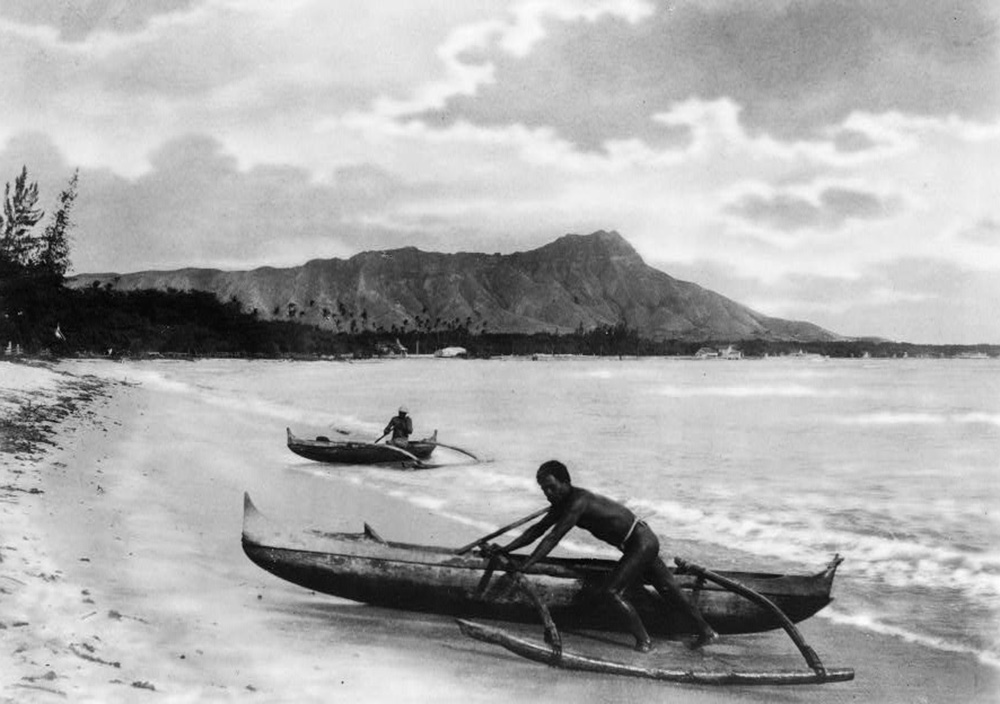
xmin=1 ymin=358 xmax=997 ymax=702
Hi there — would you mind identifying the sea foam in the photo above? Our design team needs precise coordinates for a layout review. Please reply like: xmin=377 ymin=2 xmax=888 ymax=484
xmin=656 ymin=384 xmax=863 ymax=398
xmin=821 ymin=607 xmax=1000 ymax=670
xmin=836 ymin=411 xmax=1000 ymax=427
xmin=631 ymin=497 xmax=1000 ymax=604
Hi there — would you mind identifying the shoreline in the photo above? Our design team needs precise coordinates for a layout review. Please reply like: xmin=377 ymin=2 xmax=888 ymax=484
xmin=6 ymin=348 xmax=1000 ymax=365
xmin=1 ymin=358 xmax=997 ymax=702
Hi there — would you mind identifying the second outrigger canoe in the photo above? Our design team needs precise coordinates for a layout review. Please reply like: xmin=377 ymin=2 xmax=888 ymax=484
xmin=286 ymin=428 xmax=438 ymax=466
xmin=241 ymin=493 xmax=843 ymax=637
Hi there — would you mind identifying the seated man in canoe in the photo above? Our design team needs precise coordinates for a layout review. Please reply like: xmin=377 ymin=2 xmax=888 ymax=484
xmin=485 ymin=460 xmax=718 ymax=652
xmin=383 ymin=405 xmax=413 ymax=447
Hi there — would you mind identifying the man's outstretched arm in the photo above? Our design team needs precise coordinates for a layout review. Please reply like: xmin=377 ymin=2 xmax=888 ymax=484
xmin=501 ymin=512 xmax=555 ymax=554
xmin=516 ymin=496 xmax=587 ymax=572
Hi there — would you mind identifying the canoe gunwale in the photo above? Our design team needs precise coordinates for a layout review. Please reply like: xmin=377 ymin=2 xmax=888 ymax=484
xmin=241 ymin=493 xmax=839 ymax=593
xmin=241 ymin=537 xmax=835 ymax=597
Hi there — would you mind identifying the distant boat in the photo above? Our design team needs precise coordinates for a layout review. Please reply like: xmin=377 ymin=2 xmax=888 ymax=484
xmin=286 ymin=428 xmax=437 ymax=467
xmin=955 ymin=352 xmax=989 ymax=359
xmin=434 ymin=346 xmax=467 ymax=358
xmin=375 ymin=338 xmax=408 ymax=357
xmin=789 ymin=350 xmax=827 ymax=360
xmin=695 ymin=346 xmax=742 ymax=360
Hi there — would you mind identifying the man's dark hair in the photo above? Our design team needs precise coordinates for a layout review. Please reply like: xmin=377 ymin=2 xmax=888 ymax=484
xmin=537 ymin=460 xmax=570 ymax=484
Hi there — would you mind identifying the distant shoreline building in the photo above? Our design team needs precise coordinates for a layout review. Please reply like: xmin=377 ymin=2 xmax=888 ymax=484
xmin=694 ymin=345 xmax=743 ymax=360
xmin=434 ymin=346 xmax=467 ymax=358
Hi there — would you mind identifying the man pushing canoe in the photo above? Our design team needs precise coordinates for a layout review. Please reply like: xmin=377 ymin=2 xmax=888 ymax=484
xmin=483 ymin=460 xmax=718 ymax=652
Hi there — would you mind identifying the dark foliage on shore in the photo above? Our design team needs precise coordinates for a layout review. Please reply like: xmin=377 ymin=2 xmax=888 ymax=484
xmin=1 ymin=277 xmax=338 ymax=358
xmin=1 ymin=276 xmax=996 ymax=360
xmin=2 ymin=276 xmax=633 ymax=358
xmin=451 ymin=332 xmax=998 ymax=359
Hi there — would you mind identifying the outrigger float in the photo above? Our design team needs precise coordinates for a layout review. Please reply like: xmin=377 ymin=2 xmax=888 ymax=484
xmin=241 ymin=494 xmax=854 ymax=685
xmin=457 ymin=555 xmax=854 ymax=685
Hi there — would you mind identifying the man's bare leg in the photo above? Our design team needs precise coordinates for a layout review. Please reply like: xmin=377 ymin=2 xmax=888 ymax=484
xmin=605 ymin=538 xmax=658 ymax=651
xmin=608 ymin=592 xmax=653 ymax=652
xmin=648 ymin=558 xmax=718 ymax=648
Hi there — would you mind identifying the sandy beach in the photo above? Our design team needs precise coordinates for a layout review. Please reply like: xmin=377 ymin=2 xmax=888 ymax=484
xmin=1 ymin=358 xmax=997 ymax=703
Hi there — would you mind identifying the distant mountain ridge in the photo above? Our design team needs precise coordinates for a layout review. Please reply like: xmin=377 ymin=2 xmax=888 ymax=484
xmin=67 ymin=231 xmax=841 ymax=342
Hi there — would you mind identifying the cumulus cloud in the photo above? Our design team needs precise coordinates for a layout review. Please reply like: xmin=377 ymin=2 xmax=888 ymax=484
xmin=0 ymin=132 xmax=75 ymax=195
xmin=411 ymin=0 xmax=1000 ymax=149
xmin=0 ymin=133 xmax=442 ymax=273
xmin=957 ymin=218 xmax=1000 ymax=246
xmin=0 ymin=1 xmax=502 ymax=175
xmin=832 ymin=129 xmax=879 ymax=154
xmin=726 ymin=186 xmax=898 ymax=232
xmin=0 ymin=0 xmax=196 ymax=42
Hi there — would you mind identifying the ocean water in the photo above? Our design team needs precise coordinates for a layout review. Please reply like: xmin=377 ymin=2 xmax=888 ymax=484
xmin=121 ymin=356 xmax=1000 ymax=669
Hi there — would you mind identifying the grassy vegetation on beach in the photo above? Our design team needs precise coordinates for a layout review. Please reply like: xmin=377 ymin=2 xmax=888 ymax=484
xmin=0 ymin=370 xmax=108 ymax=458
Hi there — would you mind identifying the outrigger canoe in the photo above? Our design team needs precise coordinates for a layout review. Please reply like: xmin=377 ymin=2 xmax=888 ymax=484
xmin=241 ymin=493 xmax=842 ymax=637
xmin=286 ymin=428 xmax=438 ymax=466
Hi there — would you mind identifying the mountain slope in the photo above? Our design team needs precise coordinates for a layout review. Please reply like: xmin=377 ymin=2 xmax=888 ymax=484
xmin=67 ymin=231 xmax=841 ymax=342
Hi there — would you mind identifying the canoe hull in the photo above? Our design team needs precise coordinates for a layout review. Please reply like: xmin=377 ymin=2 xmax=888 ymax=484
xmin=286 ymin=428 xmax=435 ymax=464
xmin=242 ymin=495 xmax=840 ymax=636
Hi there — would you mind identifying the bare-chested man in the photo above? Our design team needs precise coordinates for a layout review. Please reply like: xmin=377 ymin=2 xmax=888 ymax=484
xmin=383 ymin=405 xmax=412 ymax=448
xmin=487 ymin=460 xmax=717 ymax=652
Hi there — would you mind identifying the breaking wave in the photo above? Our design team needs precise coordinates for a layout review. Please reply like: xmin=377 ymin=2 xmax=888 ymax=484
xmin=837 ymin=412 xmax=1000 ymax=427
xmin=820 ymin=608 xmax=1000 ymax=670
xmin=656 ymin=384 xmax=863 ymax=398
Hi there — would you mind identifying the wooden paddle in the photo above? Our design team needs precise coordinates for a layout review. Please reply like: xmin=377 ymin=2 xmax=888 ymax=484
xmin=455 ymin=507 xmax=549 ymax=555
xmin=376 ymin=441 xmax=423 ymax=464
xmin=426 ymin=440 xmax=480 ymax=461
xmin=374 ymin=431 xmax=389 ymax=444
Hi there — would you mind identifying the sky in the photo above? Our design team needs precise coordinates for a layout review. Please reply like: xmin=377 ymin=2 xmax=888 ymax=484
xmin=0 ymin=0 xmax=998 ymax=344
